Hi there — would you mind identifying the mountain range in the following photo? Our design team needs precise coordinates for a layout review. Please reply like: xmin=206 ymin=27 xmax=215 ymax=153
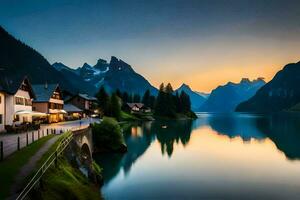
xmin=53 ymin=56 xmax=158 ymax=95
xmin=0 ymin=25 xmax=157 ymax=96
xmin=236 ymin=62 xmax=300 ymax=112
xmin=198 ymin=78 xmax=266 ymax=112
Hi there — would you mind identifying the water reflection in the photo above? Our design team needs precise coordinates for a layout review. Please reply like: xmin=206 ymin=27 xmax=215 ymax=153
xmin=255 ymin=113 xmax=300 ymax=160
xmin=207 ymin=113 xmax=266 ymax=141
xmin=151 ymin=120 xmax=193 ymax=156
xmin=94 ymin=112 xmax=300 ymax=187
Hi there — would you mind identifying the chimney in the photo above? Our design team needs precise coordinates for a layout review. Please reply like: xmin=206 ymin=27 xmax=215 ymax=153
xmin=45 ymin=81 xmax=48 ymax=89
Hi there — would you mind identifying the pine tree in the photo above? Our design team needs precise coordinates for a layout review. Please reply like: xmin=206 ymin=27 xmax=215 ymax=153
xmin=154 ymin=83 xmax=176 ymax=117
xmin=154 ymin=83 xmax=165 ymax=116
xmin=165 ymin=83 xmax=174 ymax=94
xmin=180 ymin=91 xmax=191 ymax=113
xmin=109 ymin=93 xmax=121 ymax=121
xmin=174 ymin=91 xmax=181 ymax=113
xmin=96 ymin=86 xmax=110 ymax=116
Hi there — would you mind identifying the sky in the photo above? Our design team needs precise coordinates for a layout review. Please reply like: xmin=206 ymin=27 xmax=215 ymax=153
xmin=1 ymin=0 xmax=300 ymax=93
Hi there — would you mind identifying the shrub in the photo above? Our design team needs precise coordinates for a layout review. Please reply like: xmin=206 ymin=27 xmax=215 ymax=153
xmin=92 ymin=117 xmax=125 ymax=151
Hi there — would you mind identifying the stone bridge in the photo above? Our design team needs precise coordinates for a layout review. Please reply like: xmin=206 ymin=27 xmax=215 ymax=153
xmin=72 ymin=126 xmax=93 ymax=163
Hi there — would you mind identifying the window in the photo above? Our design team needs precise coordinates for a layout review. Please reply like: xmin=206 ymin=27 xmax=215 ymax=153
xmin=0 ymin=96 xmax=2 ymax=104
xmin=25 ymin=99 xmax=32 ymax=106
xmin=0 ymin=114 xmax=2 ymax=124
xmin=49 ymin=103 xmax=63 ymax=109
xmin=15 ymin=97 xmax=24 ymax=105
xmin=51 ymin=91 xmax=61 ymax=100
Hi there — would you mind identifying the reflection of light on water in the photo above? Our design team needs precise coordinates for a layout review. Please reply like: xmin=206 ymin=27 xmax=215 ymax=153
xmin=131 ymin=126 xmax=142 ymax=137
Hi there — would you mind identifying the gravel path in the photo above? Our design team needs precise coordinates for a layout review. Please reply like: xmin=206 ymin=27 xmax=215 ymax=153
xmin=8 ymin=135 xmax=59 ymax=199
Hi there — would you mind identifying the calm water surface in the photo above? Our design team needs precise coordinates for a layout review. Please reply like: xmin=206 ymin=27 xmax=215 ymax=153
xmin=95 ymin=113 xmax=300 ymax=199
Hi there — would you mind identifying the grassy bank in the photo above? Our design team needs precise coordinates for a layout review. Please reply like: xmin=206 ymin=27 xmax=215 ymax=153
xmin=120 ymin=111 xmax=139 ymax=121
xmin=120 ymin=111 xmax=155 ymax=122
xmin=31 ymin=158 xmax=103 ymax=200
xmin=0 ymin=134 xmax=55 ymax=199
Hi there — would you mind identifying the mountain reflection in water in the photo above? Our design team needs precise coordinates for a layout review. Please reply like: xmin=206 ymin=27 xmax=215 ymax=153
xmin=94 ymin=113 xmax=300 ymax=199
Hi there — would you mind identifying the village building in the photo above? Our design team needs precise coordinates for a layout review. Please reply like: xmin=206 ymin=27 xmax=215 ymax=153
xmin=64 ymin=103 xmax=83 ymax=121
xmin=125 ymin=103 xmax=151 ymax=113
xmin=0 ymin=77 xmax=36 ymax=132
xmin=66 ymin=93 xmax=97 ymax=116
xmin=32 ymin=83 xmax=65 ymax=123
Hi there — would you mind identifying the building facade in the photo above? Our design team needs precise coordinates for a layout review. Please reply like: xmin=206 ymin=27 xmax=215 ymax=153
xmin=32 ymin=84 xmax=65 ymax=123
xmin=67 ymin=93 xmax=97 ymax=116
xmin=0 ymin=77 xmax=35 ymax=132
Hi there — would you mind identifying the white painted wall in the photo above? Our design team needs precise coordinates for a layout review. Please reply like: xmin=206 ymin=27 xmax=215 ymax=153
xmin=5 ymin=89 xmax=33 ymax=125
xmin=5 ymin=94 xmax=14 ymax=126
xmin=0 ymin=92 xmax=5 ymax=132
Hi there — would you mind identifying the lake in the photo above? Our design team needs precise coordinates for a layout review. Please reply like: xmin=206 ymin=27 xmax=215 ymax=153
xmin=94 ymin=113 xmax=300 ymax=199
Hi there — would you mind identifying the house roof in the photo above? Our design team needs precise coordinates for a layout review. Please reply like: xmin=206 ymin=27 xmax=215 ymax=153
xmin=78 ymin=93 xmax=97 ymax=101
xmin=0 ymin=76 xmax=35 ymax=98
xmin=64 ymin=104 xmax=83 ymax=113
xmin=127 ymin=103 xmax=145 ymax=109
xmin=32 ymin=84 xmax=60 ymax=102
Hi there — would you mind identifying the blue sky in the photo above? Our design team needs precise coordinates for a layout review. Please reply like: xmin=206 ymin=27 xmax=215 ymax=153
xmin=1 ymin=0 xmax=300 ymax=92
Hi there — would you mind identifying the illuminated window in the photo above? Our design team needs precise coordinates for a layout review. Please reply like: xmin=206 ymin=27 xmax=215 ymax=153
xmin=14 ymin=115 xmax=20 ymax=122
xmin=51 ymin=91 xmax=61 ymax=100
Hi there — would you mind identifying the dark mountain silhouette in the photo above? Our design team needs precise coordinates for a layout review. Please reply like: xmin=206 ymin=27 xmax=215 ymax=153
xmin=52 ymin=62 xmax=97 ymax=95
xmin=55 ymin=56 xmax=158 ymax=95
xmin=0 ymin=26 xmax=94 ymax=95
xmin=175 ymin=83 xmax=206 ymax=111
xmin=236 ymin=62 xmax=300 ymax=112
xmin=199 ymin=78 xmax=265 ymax=112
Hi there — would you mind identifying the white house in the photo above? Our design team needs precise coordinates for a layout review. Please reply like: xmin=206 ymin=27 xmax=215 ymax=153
xmin=0 ymin=77 xmax=35 ymax=132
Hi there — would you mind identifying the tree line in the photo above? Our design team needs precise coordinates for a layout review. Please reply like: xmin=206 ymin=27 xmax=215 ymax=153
xmin=96 ymin=83 xmax=195 ymax=121
xmin=154 ymin=83 xmax=193 ymax=118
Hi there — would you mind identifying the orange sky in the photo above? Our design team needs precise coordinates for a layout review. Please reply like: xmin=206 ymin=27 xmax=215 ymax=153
xmin=3 ymin=1 xmax=300 ymax=93
xmin=125 ymin=35 xmax=300 ymax=93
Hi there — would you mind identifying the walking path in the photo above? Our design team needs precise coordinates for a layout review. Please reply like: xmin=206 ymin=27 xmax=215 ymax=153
xmin=9 ymin=135 xmax=60 ymax=200
xmin=0 ymin=118 xmax=100 ymax=159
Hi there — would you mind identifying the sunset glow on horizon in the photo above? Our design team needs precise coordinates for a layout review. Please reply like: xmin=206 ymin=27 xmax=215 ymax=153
xmin=1 ymin=0 xmax=300 ymax=92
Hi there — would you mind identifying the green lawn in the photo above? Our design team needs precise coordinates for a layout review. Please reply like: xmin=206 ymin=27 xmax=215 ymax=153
xmin=0 ymin=134 xmax=55 ymax=199
xmin=31 ymin=159 xmax=103 ymax=200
